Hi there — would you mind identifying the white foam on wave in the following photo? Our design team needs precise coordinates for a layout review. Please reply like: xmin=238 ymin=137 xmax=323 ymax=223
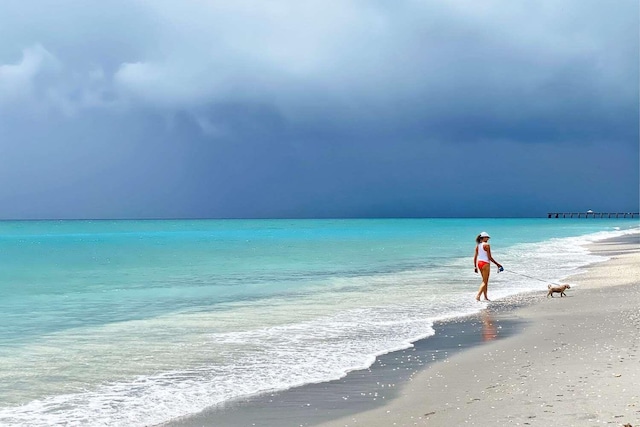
xmin=0 ymin=262 xmax=488 ymax=426
xmin=1 ymin=226 xmax=636 ymax=426
xmin=0 ymin=302 xmax=444 ymax=427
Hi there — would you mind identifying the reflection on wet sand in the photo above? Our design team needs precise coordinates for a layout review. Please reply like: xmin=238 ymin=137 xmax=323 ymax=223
xmin=482 ymin=310 xmax=497 ymax=341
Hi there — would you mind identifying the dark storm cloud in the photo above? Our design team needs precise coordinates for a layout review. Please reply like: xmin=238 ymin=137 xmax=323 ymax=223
xmin=0 ymin=0 xmax=637 ymax=218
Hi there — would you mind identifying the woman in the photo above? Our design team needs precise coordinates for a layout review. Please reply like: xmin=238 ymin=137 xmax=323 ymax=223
xmin=474 ymin=231 xmax=502 ymax=301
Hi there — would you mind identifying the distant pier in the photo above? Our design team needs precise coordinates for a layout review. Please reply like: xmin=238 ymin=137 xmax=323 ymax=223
xmin=547 ymin=212 xmax=639 ymax=218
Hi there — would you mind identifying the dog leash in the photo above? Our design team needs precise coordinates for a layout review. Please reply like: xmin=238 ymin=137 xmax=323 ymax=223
xmin=502 ymin=269 xmax=564 ymax=286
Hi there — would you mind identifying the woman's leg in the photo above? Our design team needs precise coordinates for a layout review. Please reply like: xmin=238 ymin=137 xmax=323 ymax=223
xmin=476 ymin=264 xmax=491 ymax=301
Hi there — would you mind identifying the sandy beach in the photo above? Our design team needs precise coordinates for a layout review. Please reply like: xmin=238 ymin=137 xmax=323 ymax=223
xmin=314 ymin=233 xmax=640 ymax=427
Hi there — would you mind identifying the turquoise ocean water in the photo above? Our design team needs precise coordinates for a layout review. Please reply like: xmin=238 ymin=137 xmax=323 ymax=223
xmin=0 ymin=218 xmax=638 ymax=426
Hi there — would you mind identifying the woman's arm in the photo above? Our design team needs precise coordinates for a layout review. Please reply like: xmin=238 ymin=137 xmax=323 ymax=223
xmin=473 ymin=246 xmax=478 ymax=272
xmin=484 ymin=244 xmax=502 ymax=268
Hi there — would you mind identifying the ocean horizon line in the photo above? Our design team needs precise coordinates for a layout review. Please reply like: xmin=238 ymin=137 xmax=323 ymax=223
xmin=2 ymin=214 xmax=639 ymax=222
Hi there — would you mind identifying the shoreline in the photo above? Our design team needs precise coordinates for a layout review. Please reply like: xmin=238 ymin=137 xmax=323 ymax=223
xmin=165 ymin=302 xmax=532 ymax=427
xmin=313 ymin=232 xmax=640 ymax=427
xmin=164 ymin=232 xmax=639 ymax=427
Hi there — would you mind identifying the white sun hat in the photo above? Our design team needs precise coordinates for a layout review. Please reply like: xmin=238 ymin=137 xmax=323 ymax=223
xmin=479 ymin=231 xmax=490 ymax=238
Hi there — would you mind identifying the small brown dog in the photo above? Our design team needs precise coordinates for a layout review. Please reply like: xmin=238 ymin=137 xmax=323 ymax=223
xmin=547 ymin=284 xmax=570 ymax=298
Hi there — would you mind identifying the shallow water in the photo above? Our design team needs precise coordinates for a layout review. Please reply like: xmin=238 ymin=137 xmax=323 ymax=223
xmin=0 ymin=218 xmax=637 ymax=426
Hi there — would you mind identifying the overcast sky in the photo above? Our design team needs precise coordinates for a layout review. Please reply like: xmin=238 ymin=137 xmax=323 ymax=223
xmin=0 ymin=0 xmax=638 ymax=219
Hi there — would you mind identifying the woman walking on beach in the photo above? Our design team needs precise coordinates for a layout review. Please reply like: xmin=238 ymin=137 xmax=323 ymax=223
xmin=474 ymin=231 xmax=502 ymax=301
